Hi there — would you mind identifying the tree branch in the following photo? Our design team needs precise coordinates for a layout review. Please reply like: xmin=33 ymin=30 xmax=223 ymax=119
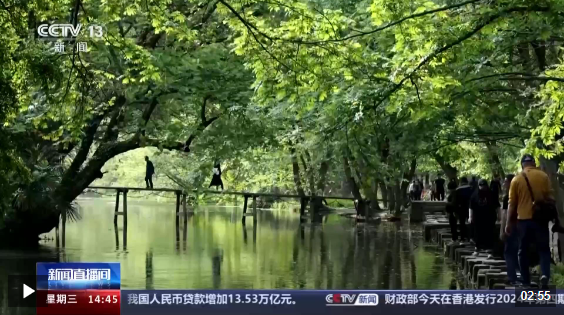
xmin=500 ymin=76 xmax=564 ymax=83
xmin=410 ymin=77 xmax=423 ymax=106
xmin=220 ymin=0 xmax=482 ymax=44
xmin=144 ymin=115 xmax=219 ymax=153
xmin=60 ymin=114 xmax=104 ymax=185
xmin=369 ymin=4 xmax=550 ymax=110
xmin=102 ymin=95 xmax=126 ymax=142
xmin=465 ymin=72 xmax=540 ymax=83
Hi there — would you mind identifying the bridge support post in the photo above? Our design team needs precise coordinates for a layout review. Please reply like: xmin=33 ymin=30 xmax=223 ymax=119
xmin=62 ymin=210 xmax=66 ymax=248
xmin=114 ymin=221 xmax=119 ymax=250
xmin=123 ymin=189 xmax=128 ymax=250
xmin=242 ymin=195 xmax=249 ymax=224
xmin=55 ymin=223 xmax=59 ymax=248
xmin=252 ymin=196 xmax=257 ymax=224
xmin=113 ymin=189 xmax=121 ymax=225
xmin=299 ymin=197 xmax=307 ymax=223
xmin=182 ymin=193 xmax=187 ymax=216
xmin=175 ymin=191 xmax=181 ymax=233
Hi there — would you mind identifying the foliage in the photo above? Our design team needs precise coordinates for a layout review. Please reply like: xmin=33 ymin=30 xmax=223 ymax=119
xmin=4 ymin=0 xmax=564 ymax=246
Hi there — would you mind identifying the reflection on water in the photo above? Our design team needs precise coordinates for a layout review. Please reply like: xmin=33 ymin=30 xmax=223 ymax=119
xmin=1 ymin=198 xmax=456 ymax=308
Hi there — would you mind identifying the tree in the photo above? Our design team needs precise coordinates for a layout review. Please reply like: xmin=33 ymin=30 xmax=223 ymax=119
xmin=0 ymin=0 xmax=255 ymax=243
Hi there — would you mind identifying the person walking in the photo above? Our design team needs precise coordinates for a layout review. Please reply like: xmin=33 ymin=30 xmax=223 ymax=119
xmin=469 ymin=176 xmax=479 ymax=194
xmin=145 ymin=156 xmax=155 ymax=189
xmin=208 ymin=162 xmax=224 ymax=191
xmin=490 ymin=174 xmax=502 ymax=202
xmin=499 ymin=174 xmax=520 ymax=285
xmin=408 ymin=180 xmax=416 ymax=200
xmin=446 ymin=181 xmax=460 ymax=241
xmin=415 ymin=179 xmax=423 ymax=201
xmin=435 ymin=175 xmax=446 ymax=201
xmin=454 ymin=177 xmax=473 ymax=242
xmin=505 ymin=154 xmax=552 ymax=288
xmin=470 ymin=179 xmax=499 ymax=255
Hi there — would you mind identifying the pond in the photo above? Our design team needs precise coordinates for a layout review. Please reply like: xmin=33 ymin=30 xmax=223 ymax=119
xmin=0 ymin=197 xmax=458 ymax=313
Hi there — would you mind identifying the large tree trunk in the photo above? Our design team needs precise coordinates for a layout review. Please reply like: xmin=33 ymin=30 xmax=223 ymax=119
xmin=343 ymin=155 xmax=365 ymax=217
xmin=486 ymin=141 xmax=505 ymax=179
xmin=379 ymin=181 xmax=388 ymax=209
xmin=317 ymin=159 xmax=330 ymax=195
xmin=393 ymin=180 xmax=402 ymax=215
xmin=369 ymin=178 xmax=381 ymax=211
xmin=434 ymin=154 xmax=458 ymax=183
xmin=3 ymin=94 xmax=219 ymax=244
xmin=300 ymin=153 xmax=315 ymax=195
xmin=289 ymin=145 xmax=305 ymax=197
xmin=400 ymin=159 xmax=417 ymax=212
xmin=387 ymin=184 xmax=395 ymax=213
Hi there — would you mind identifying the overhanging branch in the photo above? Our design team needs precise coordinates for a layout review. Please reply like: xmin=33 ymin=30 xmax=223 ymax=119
xmin=369 ymin=4 xmax=550 ymax=110
xmin=219 ymin=0 xmax=483 ymax=44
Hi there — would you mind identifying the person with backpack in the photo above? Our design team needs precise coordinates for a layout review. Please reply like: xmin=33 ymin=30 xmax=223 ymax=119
xmin=505 ymin=154 xmax=554 ymax=288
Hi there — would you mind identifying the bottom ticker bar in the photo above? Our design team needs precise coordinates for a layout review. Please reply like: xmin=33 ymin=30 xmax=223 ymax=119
xmin=120 ymin=290 xmax=564 ymax=315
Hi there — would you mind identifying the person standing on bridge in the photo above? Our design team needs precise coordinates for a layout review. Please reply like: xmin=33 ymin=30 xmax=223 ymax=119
xmin=145 ymin=156 xmax=155 ymax=189
xmin=209 ymin=162 xmax=224 ymax=191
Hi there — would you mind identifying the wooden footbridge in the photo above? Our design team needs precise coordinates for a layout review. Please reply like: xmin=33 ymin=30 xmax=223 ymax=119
xmin=53 ymin=186 xmax=371 ymax=249
xmin=86 ymin=186 xmax=360 ymax=225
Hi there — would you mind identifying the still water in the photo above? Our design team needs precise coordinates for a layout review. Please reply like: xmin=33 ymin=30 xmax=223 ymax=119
xmin=1 ymin=197 xmax=456 ymax=309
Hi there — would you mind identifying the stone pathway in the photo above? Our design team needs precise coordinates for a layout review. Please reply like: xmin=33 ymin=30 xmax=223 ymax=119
xmin=423 ymin=214 xmax=539 ymax=289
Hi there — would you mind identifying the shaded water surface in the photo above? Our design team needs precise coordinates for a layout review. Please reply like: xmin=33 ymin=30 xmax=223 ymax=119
xmin=1 ymin=198 xmax=456 ymax=312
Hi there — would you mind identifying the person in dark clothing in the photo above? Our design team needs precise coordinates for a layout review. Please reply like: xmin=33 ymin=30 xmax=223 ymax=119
xmin=446 ymin=181 xmax=459 ymax=241
xmin=145 ymin=156 xmax=155 ymax=189
xmin=469 ymin=176 xmax=479 ymax=194
xmin=209 ymin=162 xmax=224 ymax=191
xmin=454 ymin=177 xmax=473 ymax=242
xmin=499 ymin=174 xmax=520 ymax=285
xmin=409 ymin=180 xmax=417 ymax=200
xmin=490 ymin=174 xmax=502 ymax=202
xmin=414 ymin=179 xmax=423 ymax=201
xmin=470 ymin=179 xmax=500 ymax=254
xmin=435 ymin=175 xmax=446 ymax=201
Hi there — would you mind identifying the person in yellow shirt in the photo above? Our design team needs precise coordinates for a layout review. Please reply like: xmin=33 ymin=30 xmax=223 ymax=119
xmin=505 ymin=154 xmax=551 ymax=288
